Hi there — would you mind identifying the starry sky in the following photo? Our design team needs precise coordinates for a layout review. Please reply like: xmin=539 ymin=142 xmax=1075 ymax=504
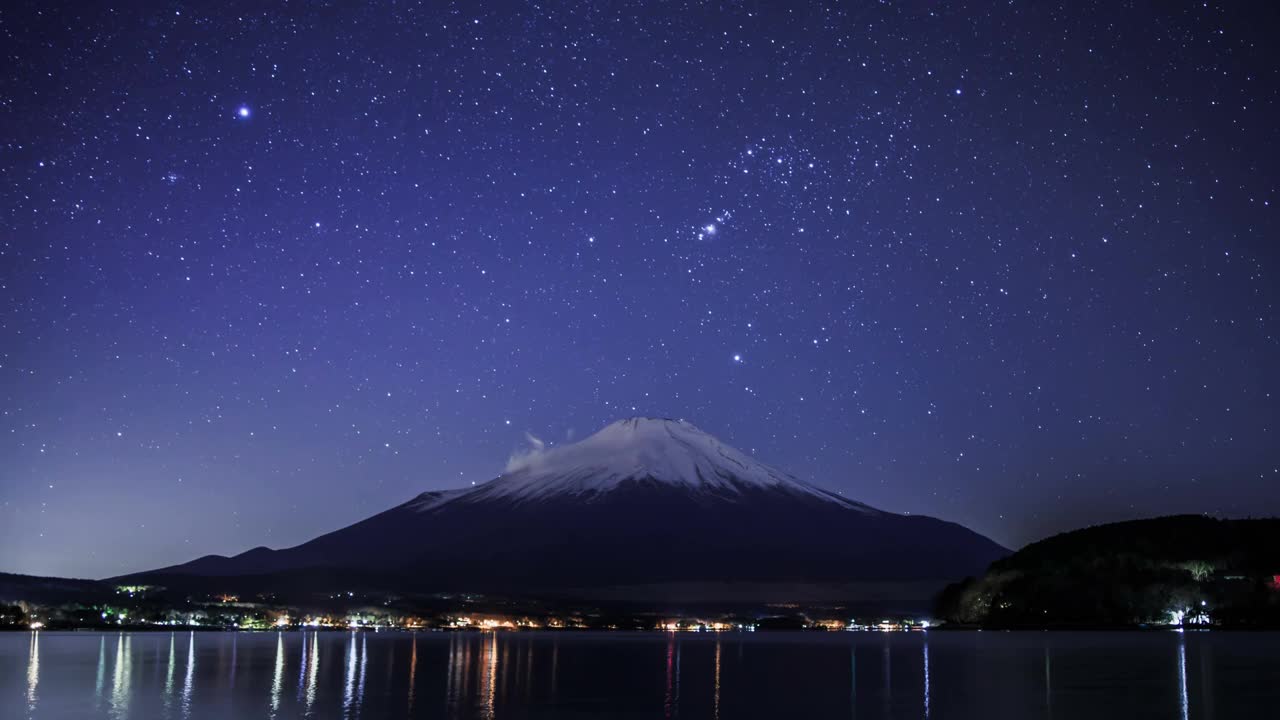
xmin=3 ymin=1 xmax=1278 ymax=579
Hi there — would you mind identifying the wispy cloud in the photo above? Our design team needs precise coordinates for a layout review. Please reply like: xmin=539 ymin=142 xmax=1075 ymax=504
xmin=505 ymin=431 xmax=547 ymax=472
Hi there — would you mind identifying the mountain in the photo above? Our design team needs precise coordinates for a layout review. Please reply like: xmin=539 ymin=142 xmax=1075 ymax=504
xmin=121 ymin=417 xmax=1007 ymax=603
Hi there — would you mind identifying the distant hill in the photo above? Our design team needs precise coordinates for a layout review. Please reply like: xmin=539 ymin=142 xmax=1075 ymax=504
xmin=0 ymin=572 xmax=113 ymax=605
xmin=935 ymin=515 xmax=1280 ymax=627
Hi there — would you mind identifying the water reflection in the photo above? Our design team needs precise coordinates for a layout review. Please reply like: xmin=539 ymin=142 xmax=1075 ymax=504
xmin=110 ymin=634 xmax=132 ymax=719
xmin=523 ymin=639 xmax=533 ymax=701
xmin=229 ymin=634 xmax=238 ymax=690
xmin=95 ymin=635 xmax=106 ymax=707
xmin=500 ymin=635 xmax=511 ymax=702
xmin=348 ymin=633 xmax=366 ymax=716
xmin=480 ymin=633 xmax=498 ymax=720
xmin=164 ymin=633 xmax=175 ymax=714
xmin=344 ymin=632 xmax=358 ymax=715
xmin=270 ymin=632 xmax=284 ymax=717
xmin=453 ymin=632 xmax=468 ymax=707
xmin=26 ymin=631 xmax=39 ymax=716
xmin=181 ymin=632 xmax=195 ymax=719
xmin=713 ymin=638 xmax=722 ymax=720
xmin=296 ymin=631 xmax=309 ymax=703
xmin=407 ymin=635 xmax=418 ymax=713
xmin=306 ymin=631 xmax=320 ymax=711
xmin=8 ymin=630 xmax=1279 ymax=720
xmin=850 ymin=645 xmax=856 ymax=719
xmin=922 ymin=637 xmax=930 ymax=719
xmin=1199 ymin=642 xmax=1215 ymax=720
xmin=549 ymin=636 xmax=559 ymax=702
xmin=1177 ymin=632 xmax=1189 ymax=720
xmin=1044 ymin=646 xmax=1052 ymax=719
xmin=882 ymin=639 xmax=891 ymax=718
xmin=360 ymin=634 xmax=368 ymax=711
xmin=339 ymin=630 xmax=370 ymax=718
xmin=663 ymin=633 xmax=681 ymax=718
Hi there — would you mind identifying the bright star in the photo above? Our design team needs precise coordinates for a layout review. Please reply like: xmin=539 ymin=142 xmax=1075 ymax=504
xmin=704 ymin=224 xmax=716 ymax=235
xmin=237 ymin=106 xmax=250 ymax=118
xmin=733 ymin=354 xmax=742 ymax=363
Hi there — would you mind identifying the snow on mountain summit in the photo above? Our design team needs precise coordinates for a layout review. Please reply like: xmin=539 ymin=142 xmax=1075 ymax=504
xmin=462 ymin=416 xmax=878 ymax=510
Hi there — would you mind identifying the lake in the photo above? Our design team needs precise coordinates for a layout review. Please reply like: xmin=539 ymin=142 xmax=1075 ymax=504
xmin=3 ymin=629 xmax=1277 ymax=718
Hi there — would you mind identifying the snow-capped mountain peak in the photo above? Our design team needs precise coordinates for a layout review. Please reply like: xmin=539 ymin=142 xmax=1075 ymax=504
xmin=139 ymin=415 xmax=1006 ymax=591
xmin=459 ymin=416 xmax=876 ymax=510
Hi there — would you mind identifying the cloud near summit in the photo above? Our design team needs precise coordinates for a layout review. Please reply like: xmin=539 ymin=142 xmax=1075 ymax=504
xmin=505 ymin=431 xmax=548 ymax=473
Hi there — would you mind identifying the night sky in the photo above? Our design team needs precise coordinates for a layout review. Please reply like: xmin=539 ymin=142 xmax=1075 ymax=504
xmin=3 ymin=1 xmax=1278 ymax=579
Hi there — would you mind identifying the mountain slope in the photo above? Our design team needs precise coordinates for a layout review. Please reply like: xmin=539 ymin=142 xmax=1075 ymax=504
xmin=123 ymin=418 xmax=1007 ymax=596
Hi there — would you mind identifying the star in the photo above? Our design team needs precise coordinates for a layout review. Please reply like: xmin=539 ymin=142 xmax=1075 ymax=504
xmin=237 ymin=106 xmax=251 ymax=118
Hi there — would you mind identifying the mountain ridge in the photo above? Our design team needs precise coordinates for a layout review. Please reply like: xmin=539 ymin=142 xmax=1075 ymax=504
xmin=116 ymin=417 xmax=1008 ymax=605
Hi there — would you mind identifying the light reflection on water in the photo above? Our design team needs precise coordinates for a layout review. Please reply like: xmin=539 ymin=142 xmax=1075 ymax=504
xmin=713 ymin=637 xmax=721 ymax=720
xmin=2 ymin=630 xmax=1279 ymax=719
xmin=342 ymin=631 xmax=357 ymax=715
xmin=163 ymin=634 xmax=174 ymax=715
xmin=480 ymin=632 xmax=497 ymax=720
xmin=269 ymin=632 xmax=284 ymax=718
xmin=109 ymin=634 xmax=131 ymax=719
xmin=93 ymin=635 xmax=105 ymax=711
xmin=1178 ymin=632 xmax=1190 ymax=720
xmin=922 ymin=636 xmax=930 ymax=719
xmin=181 ymin=632 xmax=194 ymax=719
xmin=1044 ymin=645 xmax=1052 ymax=720
xmin=25 ymin=631 xmax=38 ymax=716
xmin=306 ymin=630 xmax=320 ymax=711
xmin=295 ymin=630 xmax=308 ymax=705
xmin=662 ymin=632 xmax=677 ymax=718
xmin=406 ymin=635 xmax=417 ymax=714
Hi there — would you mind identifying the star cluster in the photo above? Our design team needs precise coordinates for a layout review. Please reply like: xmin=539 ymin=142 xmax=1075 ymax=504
xmin=2 ymin=1 xmax=1277 ymax=577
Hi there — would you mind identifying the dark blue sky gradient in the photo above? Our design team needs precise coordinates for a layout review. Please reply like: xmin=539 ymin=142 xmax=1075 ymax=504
xmin=2 ymin=1 xmax=1278 ymax=578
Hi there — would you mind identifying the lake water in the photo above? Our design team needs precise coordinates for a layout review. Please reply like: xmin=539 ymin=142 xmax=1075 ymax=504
xmin=3 ymin=629 xmax=1278 ymax=719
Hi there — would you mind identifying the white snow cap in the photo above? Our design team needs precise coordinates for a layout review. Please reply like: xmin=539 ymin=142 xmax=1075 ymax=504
xmin=465 ymin=416 xmax=876 ymax=510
